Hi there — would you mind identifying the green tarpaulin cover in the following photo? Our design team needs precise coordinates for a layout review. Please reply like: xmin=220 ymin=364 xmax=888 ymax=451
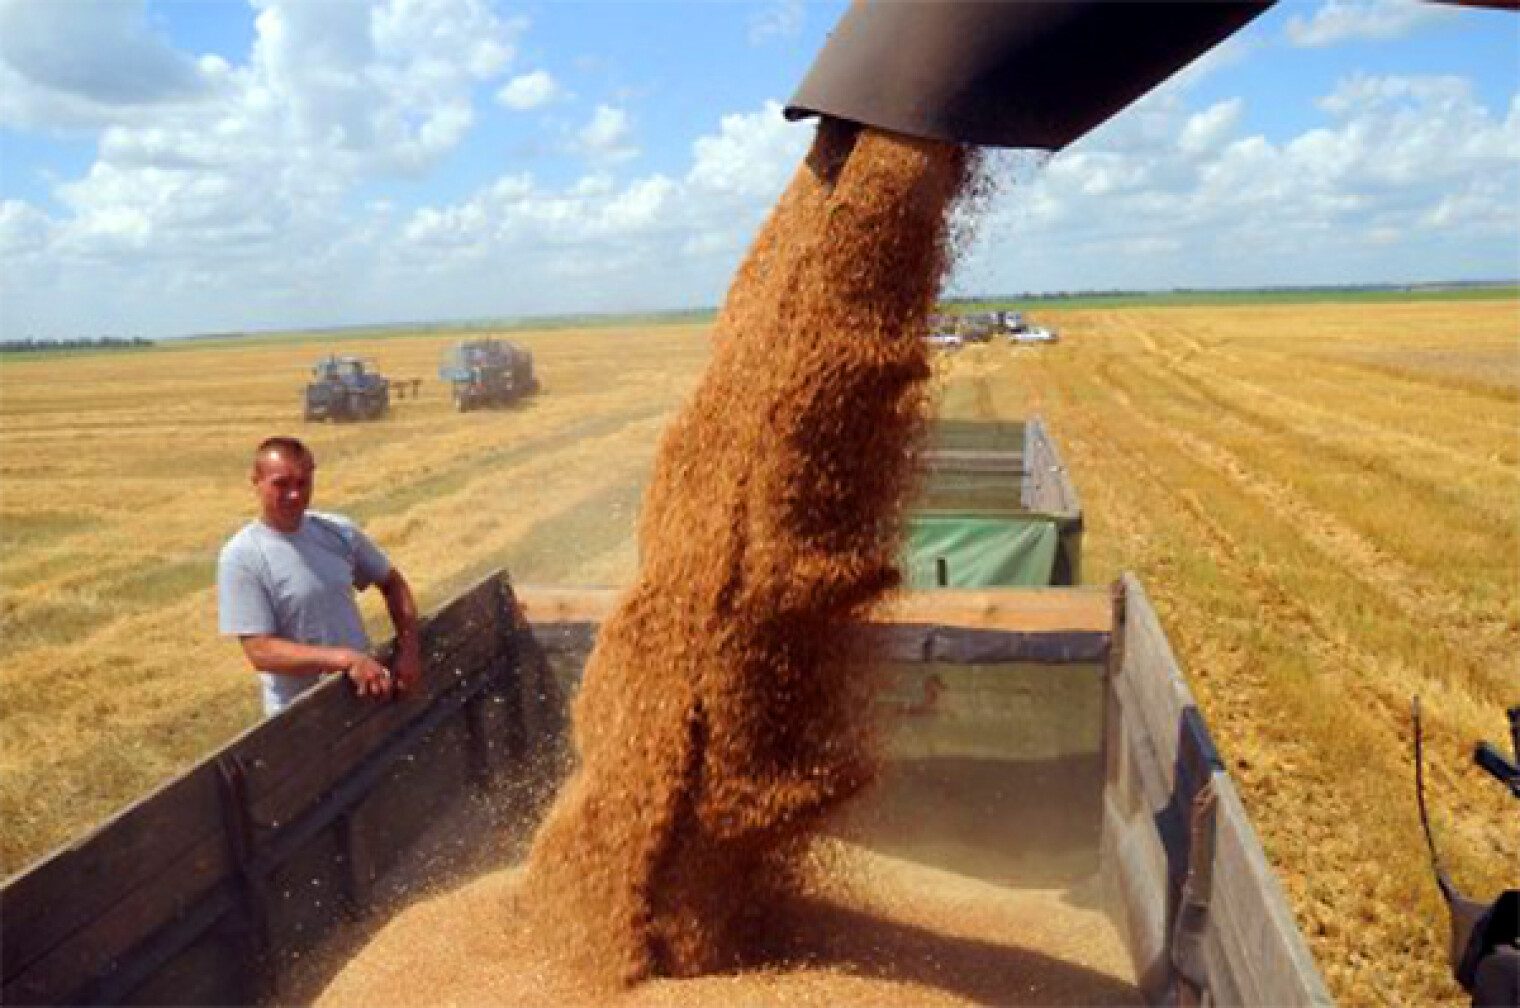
xmin=904 ymin=515 xmax=1060 ymax=588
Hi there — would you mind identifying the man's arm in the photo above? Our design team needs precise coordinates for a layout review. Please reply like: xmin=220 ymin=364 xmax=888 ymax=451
xmin=377 ymin=567 xmax=423 ymax=692
xmin=238 ymin=636 xmax=396 ymax=698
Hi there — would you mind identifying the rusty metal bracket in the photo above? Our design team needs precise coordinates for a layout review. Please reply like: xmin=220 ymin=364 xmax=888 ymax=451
xmin=1171 ymin=780 xmax=1220 ymax=1005
xmin=214 ymin=753 xmax=275 ymax=998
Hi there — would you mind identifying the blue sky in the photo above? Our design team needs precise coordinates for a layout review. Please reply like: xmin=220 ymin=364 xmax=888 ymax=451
xmin=0 ymin=0 xmax=1516 ymax=339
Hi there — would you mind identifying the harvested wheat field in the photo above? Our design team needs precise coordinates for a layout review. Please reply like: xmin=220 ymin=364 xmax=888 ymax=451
xmin=1 ymin=295 xmax=1516 ymax=1005
xmin=0 ymin=326 xmax=710 ymax=873
xmin=936 ymin=298 xmax=1518 ymax=1006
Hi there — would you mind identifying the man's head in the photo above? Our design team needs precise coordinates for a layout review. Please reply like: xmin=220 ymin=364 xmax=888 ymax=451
xmin=252 ymin=436 xmax=315 ymax=533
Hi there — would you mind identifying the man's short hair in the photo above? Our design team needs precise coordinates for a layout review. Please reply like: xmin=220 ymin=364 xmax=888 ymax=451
xmin=253 ymin=436 xmax=314 ymax=474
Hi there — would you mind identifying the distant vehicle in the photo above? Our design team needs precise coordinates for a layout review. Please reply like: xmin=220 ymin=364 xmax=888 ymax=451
xmin=1009 ymin=326 xmax=1059 ymax=344
xmin=955 ymin=310 xmax=1003 ymax=343
xmin=438 ymin=338 xmax=539 ymax=412
xmin=927 ymin=312 xmax=958 ymax=335
xmin=929 ymin=309 xmax=1029 ymax=343
xmin=303 ymin=355 xmax=389 ymax=422
xmin=925 ymin=332 xmax=964 ymax=350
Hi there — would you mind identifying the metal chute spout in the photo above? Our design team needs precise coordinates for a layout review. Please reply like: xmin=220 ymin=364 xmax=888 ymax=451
xmin=786 ymin=1 xmax=1518 ymax=152
xmin=784 ymin=1 xmax=1275 ymax=151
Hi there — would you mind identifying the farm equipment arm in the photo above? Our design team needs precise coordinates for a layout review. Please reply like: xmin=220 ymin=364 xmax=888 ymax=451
xmin=787 ymin=1 xmax=1518 ymax=152
xmin=784 ymin=1 xmax=1274 ymax=151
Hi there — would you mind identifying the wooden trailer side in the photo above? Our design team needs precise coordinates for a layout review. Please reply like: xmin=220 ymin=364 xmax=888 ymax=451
xmin=1023 ymin=417 xmax=1083 ymax=584
xmin=1101 ymin=573 xmax=1332 ymax=1007
xmin=1 ymin=573 xmax=559 ymax=1008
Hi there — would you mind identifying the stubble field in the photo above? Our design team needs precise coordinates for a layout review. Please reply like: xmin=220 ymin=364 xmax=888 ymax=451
xmin=1 ymin=299 xmax=1516 ymax=1006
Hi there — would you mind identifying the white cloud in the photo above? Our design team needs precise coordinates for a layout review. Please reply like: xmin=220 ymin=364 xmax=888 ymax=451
xmin=0 ymin=0 xmax=206 ymax=107
xmin=958 ymin=70 xmax=1519 ymax=295
xmin=371 ymin=0 xmax=517 ymax=79
xmin=0 ymin=0 xmax=216 ymax=132
xmin=686 ymin=101 xmax=811 ymax=197
xmin=0 ymin=0 xmax=536 ymax=337
xmin=748 ymin=0 xmax=804 ymax=45
xmin=247 ymin=0 xmax=523 ymax=170
xmin=496 ymin=70 xmax=559 ymax=110
xmin=577 ymin=104 xmax=638 ymax=164
xmin=1179 ymin=99 xmax=1245 ymax=156
xmin=0 ymin=199 xmax=52 ymax=257
xmin=364 ymin=102 xmax=812 ymax=318
xmin=1286 ymin=0 xmax=1451 ymax=47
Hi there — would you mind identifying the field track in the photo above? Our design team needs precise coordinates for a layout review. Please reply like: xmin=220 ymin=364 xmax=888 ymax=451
xmin=1 ymin=299 xmax=1515 ymax=1006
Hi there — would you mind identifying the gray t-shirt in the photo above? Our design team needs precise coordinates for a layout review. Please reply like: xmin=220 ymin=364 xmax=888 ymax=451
xmin=218 ymin=512 xmax=392 ymax=716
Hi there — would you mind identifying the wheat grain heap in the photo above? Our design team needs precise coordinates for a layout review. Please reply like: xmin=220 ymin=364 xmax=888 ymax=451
xmin=513 ymin=122 xmax=974 ymax=986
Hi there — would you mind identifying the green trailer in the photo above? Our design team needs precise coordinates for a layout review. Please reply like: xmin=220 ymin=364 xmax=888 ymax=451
xmin=906 ymin=417 xmax=1083 ymax=588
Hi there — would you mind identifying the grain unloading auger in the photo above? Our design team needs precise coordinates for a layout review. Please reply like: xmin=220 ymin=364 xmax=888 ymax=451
xmin=785 ymin=0 xmax=1517 ymax=153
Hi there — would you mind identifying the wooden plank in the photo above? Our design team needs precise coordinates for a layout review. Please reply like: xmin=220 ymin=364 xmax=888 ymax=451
xmin=244 ymin=653 xmax=508 ymax=845
xmin=225 ymin=615 xmax=502 ymax=812
xmin=1110 ymin=666 xmax=1173 ymax=816
xmin=886 ymin=589 xmax=1110 ymax=632
xmin=340 ymin=718 xmax=474 ymax=892
xmin=261 ymin=827 xmax=350 ymax=961
xmin=1024 ymin=417 xmax=1083 ymax=518
xmin=508 ymin=623 xmax=570 ymax=755
xmin=2 ymin=571 xmax=525 ymax=1008
xmin=3 ymin=839 xmax=233 ymax=1006
xmin=119 ymin=905 xmax=254 ymax=1008
xmin=1201 ymin=919 xmax=1247 ymax=1008
xmin=921 ymin=448 xmax=1026 ymax=472
xmin=528 ymin=619 xmax=598 ymax=653
xmin=1100 ymin=788 xmax=1172 ymax=1003
xmin=231 ymin=577 xmax=516 ymax=835
xmin=874 ymin=625 xmax=1110 ymax=664
xmin=514 ymin=585 xmax=1114 ymax=634
xmin=1206 ymin=777 xmax=1333 ymax=1007
xmin=1 ymin=762 xmax=227 ymax=984
xmin=1117 ymin=574 xmax=1197 ymax=799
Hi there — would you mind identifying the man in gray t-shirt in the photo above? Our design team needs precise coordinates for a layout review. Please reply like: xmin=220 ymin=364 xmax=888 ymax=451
xmin=218 ymin=436 xmax=421 ymax=716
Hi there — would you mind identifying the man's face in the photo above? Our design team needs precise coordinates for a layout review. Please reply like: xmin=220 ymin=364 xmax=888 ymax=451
xmin=253 ymin=451 xmax=314 ymax=533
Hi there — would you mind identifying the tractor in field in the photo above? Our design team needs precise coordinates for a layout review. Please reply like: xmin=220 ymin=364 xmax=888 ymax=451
xmin=439 ymin=338 xmax=539 ymax=412
xmin=955 ymin=310 xmax=1003 ymax=343
xmin=303 ymin=355 xmax=390 ymax=422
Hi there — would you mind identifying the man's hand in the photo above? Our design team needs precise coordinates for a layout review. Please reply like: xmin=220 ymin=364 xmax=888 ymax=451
xmin=346 ymin=653 xmax=394 ymax=699
xmin=378 ymin=567 xmax=423 ymax=696
xmin=392 ymin=642 xmax=423 ymax=695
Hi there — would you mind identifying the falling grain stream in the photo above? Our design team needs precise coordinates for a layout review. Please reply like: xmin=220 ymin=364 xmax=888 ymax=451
xmin=316 ymin=124 xmax=1140 ymax=1005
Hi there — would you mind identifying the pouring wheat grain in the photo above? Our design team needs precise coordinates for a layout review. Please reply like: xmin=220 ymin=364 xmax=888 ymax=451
xmin=509 ymin=122 xmax=975 ymax=987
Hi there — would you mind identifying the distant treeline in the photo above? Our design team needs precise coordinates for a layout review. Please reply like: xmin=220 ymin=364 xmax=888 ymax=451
xmin=2 ymin=337 xmax=156 ymax=354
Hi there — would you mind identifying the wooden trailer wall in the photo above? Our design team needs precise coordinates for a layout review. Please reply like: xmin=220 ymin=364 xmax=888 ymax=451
xmin=3 ymin=572 xmax=1331 ymax=1007
xmin=917 ymin=416 xmax=1084 ymax=585
xmin=1101 ymin=574 xmax=1333 ymax=1007
xmin=521 ymin=582 xmax=1331 ymax=1006
xmin=1 ymin=574 xmax=564 ymax=1008
xmin=1024 ymin=417 xmax=1083 ymax=583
